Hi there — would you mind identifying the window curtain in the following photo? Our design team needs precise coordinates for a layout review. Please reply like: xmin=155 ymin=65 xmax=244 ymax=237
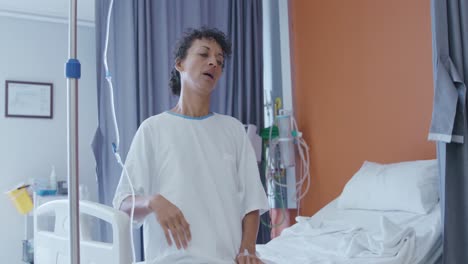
xmin=429 ymin=0 xmax=468 ymax=263
xmin=92 ymin=0 xmax=267 ymax=259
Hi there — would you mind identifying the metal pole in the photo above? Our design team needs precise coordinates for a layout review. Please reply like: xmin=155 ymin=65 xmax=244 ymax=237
xmin=66 ymin=0 xmax=81 ymax=263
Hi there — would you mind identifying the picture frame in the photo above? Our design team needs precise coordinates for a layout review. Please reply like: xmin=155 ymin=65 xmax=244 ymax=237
xmin=5 ymin=80 xmax=53 ymax=119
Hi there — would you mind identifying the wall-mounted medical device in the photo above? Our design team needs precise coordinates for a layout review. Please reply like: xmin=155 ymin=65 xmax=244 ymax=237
xmin=263 ymin=104 xmax=310 ymax=213
xmin=276 ymin=110 xmax=295 ymax=168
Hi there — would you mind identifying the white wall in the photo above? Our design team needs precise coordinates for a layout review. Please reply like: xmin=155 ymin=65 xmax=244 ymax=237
xmin=0 ymin=16 xmax=97 ymax=263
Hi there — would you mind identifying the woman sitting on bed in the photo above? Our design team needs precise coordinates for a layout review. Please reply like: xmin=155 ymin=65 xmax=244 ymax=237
xmin=113 ymin=27 xmax=269 ymax=264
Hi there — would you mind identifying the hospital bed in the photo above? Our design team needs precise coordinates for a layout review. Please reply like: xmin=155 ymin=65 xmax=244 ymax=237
xmin=34 ymin=199 xmax=134 ymax=264
xmin=257 ymin=198 xmax=442 ymax=264
xmin=257 ymin=159 xmax=442 ymax=264
xmin=35 ymin=200 xmax=441 ymax=264
xmin=34 ymin=160 xmax=441 ymax=264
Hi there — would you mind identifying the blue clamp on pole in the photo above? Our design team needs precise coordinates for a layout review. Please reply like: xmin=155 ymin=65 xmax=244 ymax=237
xmin=65 ymin=58 xmax=81 ymax=79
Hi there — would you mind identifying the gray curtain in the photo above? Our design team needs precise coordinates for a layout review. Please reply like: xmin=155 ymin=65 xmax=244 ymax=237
xmin=92 ymin=0 xmax=265 ymax=259
xmin=429 ymin=0 xmax=468 ymax=263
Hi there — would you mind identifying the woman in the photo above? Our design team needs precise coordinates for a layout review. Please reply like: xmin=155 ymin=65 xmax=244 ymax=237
xmin=113 ymin=27 xmax=269 ymax=264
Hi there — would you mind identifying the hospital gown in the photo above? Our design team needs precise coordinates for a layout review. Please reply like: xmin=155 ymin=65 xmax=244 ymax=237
xmin=113 ymin=111 xmax=269 ymax=264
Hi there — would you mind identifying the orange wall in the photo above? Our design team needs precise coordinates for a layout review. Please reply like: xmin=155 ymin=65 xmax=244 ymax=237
xmin=290 ymin=0 xmax=436 ymax=217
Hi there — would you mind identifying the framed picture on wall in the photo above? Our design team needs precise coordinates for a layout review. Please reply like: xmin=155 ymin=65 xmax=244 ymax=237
xmin=5 ymin=80 xmax=53 ymax=119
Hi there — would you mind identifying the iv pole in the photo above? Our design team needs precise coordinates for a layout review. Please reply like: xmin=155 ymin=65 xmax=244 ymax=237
xmin=65 ymin=0 xmax=81 ymax=263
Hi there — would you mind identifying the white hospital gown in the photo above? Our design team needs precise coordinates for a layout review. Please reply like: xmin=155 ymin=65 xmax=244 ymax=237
xmin=113 ymin=111 xmax=269 ymax=264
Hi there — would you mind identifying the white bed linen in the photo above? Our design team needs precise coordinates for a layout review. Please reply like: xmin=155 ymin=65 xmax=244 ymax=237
xmin=257 ymin=199 xmax=441 ymax=264
xmin=418 ymin=237 xmax=442 ymax=264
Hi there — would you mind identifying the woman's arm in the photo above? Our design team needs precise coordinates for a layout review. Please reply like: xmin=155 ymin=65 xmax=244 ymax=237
xmin=239 ymin=210 xmax=260 ymax=253
xmin=119 ymin=195 xmax=153 ymax=222
xmin=119 ymin=194 xmax=192 ymax=249
xmin=237 ymin=210 xmax=264 ymax=263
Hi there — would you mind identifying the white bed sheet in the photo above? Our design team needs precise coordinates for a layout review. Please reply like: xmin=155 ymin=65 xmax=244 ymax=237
xmin=257 ymin=199 xmax=441 ymax=264
xmin=418 ymin=237 xmax=442 ymax=264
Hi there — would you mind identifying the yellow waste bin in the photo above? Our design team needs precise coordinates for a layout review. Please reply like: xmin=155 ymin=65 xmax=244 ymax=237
xmin=7 ymin=186 xmax=33 ymax=215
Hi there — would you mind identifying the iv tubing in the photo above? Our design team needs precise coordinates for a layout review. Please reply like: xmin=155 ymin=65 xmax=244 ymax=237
xmin=103 ymin=0 xmax=137 ymax=262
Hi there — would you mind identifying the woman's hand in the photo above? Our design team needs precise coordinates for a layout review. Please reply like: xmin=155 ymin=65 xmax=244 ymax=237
xmin=148 ymin=194 xmax=191 ymax=249
xmin=236 ymin=249 xmax=264 ymax=264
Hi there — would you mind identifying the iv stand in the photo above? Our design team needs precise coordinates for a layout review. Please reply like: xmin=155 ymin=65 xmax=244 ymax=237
xmin=66 ymin=0 xmax=81 ymax=263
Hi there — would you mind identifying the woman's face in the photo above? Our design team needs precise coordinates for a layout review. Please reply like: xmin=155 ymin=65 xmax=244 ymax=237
xmin=176 ymin=38 xmax=225 ymax=96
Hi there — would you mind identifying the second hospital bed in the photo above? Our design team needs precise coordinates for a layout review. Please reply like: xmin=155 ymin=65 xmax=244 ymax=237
xmin=257 ymin=159 xmax=442 ymax=264
xmin=257 ymin=198 xmax=442 ymax=264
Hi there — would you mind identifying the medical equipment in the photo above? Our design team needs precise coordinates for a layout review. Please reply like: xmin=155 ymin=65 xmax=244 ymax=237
xmin=34 ymin=176 xmax=58 ymax=196
xmin=276 ymin=110 xmax=295 ymax=167
xmin=57 ymin=181 xmax=68 ymax=195
xmin=64 ymin=0 xmax=82 ymax=262
xmin=6 ymin=184 xmax=33 ymax=215
xmin=64 ymin=0 xmax=129 ymax=262
xmin=22 ymin=239 xmax=34 ymax=263
xmin=103 ymin=0 xmax=138 ymax=262
xmin=269 ymin=110 xmax=308 ymax=193
xmin=49 ymin=165 xmax=57 ymax=192
xmin=264 ymin=97 xmax=310 ymax=215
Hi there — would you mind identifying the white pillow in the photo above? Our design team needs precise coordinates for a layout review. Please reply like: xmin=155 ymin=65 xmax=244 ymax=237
xmin=337 ymin=159 xmax=439 ymax=214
